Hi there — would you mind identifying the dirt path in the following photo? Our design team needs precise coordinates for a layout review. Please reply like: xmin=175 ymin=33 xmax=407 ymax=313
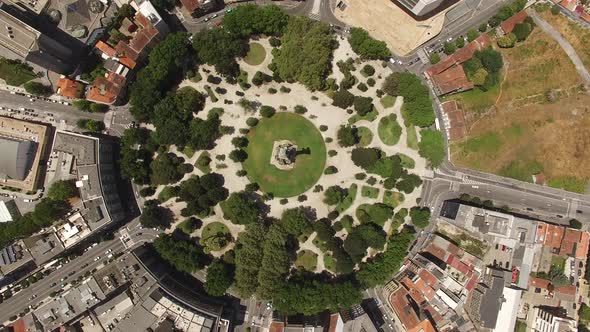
xmin=529 ymin=10 xmax=590 ymax=85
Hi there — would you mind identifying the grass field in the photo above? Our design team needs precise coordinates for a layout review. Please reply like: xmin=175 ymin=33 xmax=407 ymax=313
xmin=243 ymin=113 xmax=326 ymax=197
xmin=361 ymin=186 xmax=379 ymax=199
xmin=406 ymin=125 xmax=419 ymax=150
xmin=336 ymin=184 xmax=357 ymax=213
xmin=383 ymin=191 xmax=404 ymax=208
xmin=244 ymin=42 xmax=266 ymax=66
xmin=200 ymin=222 xmax=231 ymax=252
xmin=357 ymin=127 xmax=373 ymax=146
xmin=295 ymin=250 xmax=318 ymax=271
xmin=378 ymin=114 xmax=402 ymax=145
xmin=324 ymin=253 xmax=334 ymax=272
xmin=539 ymin=10 xmax=590 ymax=70
xmin=514 ymin=320 xmax=527 ymax=332
xmin=380 ymin=95 xmax=395 ymax=108
xmin=0 ymin=58 xmax=36 ymax=86
xmin=450 ymin=27 xmax=590 ymax=192
xmin=158 ymin=186 xmax=177 ymax=203
xmin=551 ymin=255 xmax=566 ymax=272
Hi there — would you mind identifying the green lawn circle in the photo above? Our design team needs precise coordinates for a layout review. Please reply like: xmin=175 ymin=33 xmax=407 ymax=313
xmin=244 ymin=42 xmax=266 ymax=66
xmin=243 ymin=112 xmax=326 ymax=197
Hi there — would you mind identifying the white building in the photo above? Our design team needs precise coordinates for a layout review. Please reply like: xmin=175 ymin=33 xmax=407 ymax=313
xmin=394 ymin=0 xmax=445 ymax=16
xmin=531 ymin=307 xmax=577 ymax=332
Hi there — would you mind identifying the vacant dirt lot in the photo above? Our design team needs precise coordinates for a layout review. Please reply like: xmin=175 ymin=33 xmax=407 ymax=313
xmin=449 ymin=27 xmax=590 ymax=191
xmin=334 ymin=0 xmax=449 ymax=55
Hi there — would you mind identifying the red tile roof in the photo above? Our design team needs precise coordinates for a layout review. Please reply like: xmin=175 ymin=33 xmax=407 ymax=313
xmin=408 ymin=319 xmax=436 ymax=332
xmin=414 ymin=278 xmax=436 ymax=300
xmin=446 ymin=255 xmax=471 ymax=275
xmin=443 ymin=101 xmax=467 ymax=140
xmin=431 ymin=64 xmax=474 ymax=95
xmin=86 ymin=72 xmax=125 ymax=105
xmin=9 ymin=319 xmax=26 ymax=332
xmin=555 ymin=285 xmax=576 ymax=296
xmin=269 ymin=322 xmax=284 ymax=332
xmin=537 ymin=222 xmax=565 ymax=249
xmin=115 ymin=40 xmax=140 ymax=62
xmin=402 ymin=277 xmax=426 ymax=304
xmin=576 ymin=231 xmax=590 ymax=260
xmin=465 ymin=275 xmax=478 ymax=291
xmin=328 ymin=314 xmax=340 ymax=332
xmin=560 ymin=229 xmax=581 ymax=256
xmin=424 ymin=243 xmax=446 ymax=261
xmin=180 ymin=0 xmax=200 ymax=14
xmin=529 ymin=277 xmax=550 ymax=290
xmin=95 ymin=40 xmax=116 ymax=57
xmin=129 ymin=16 xmax=159 ymax=54
xmin=56 ymin=78 xmax=83 ymax=99
xmin=418 ymin=269 xmax=438 ymax=288
xmin=389 ymin=287 xmax=420 ymax=330
xmin=426 ymin=34 xmax=491 ymax=77
xmin=500 ymin=11 xmax=528 ymax=34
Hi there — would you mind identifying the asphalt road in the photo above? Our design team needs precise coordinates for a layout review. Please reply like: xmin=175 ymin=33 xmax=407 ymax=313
xmin=0 ymin=90 xmax=104 ymax=124
xmin=0 ymin=220 xmax=159 ymax=323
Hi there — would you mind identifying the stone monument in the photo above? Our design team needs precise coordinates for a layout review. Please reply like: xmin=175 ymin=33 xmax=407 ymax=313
xmin=270 ymin=140 xmax=297 ymax=170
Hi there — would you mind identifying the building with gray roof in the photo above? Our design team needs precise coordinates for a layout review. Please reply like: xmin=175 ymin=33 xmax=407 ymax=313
xmin=0 ymin=137 xmax=36 ymax=181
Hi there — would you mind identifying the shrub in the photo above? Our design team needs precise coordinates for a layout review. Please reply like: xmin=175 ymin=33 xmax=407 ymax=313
xmin=207 ymin=75 xmax=222 ymax=84
xmin=455 ymin=38 xmax=465 ymax=48
xmin=362 ymin=64 xmax=375 ymax=76
xmin=355 ymin=173 xmax=367 ymax=180
xmin=298 ymin=195 xmax=307 ymax=202
xmin=236 ymin=170 xmax=247 ymax=176
xmin=260 ymin=105 xmax=276 ymax=118
xmin=269 ymin=37 xmax=281 ymax=47
xmin=443 ymin=42 xmax=456 ymax=55
xmin=246 ymin=117 xmax=259 ymax=127
xmin=357 ymin=82 xmax=368 ymax=92
xmin=332 ymin=89 xmax=355 ymax=109
xmin=467 ymin=29 xmax=480 ymax=42
xmin=479 ymin=23 xmax=487 ymax=32
xmin=497 ymin=33 xmax=517 ymax=48
xmin=513 ymin=23 xmax=532 ymax=41
xmin=429 ymin=53 xmax=440 ymax=64
xmin=367 ymin=78 xmax=376 ymax=87
xmin=245 ymin=182 xmax=259 ymax=192
xmin=353 ymin=96 xmax=374 ymax=116
xmin=366 ymin=177 xmax=377 ymax=185
xmin=551 ymin=4 xmax=560 ymax=15
xmin=268 ymin=87 xmax=277 ymax=94
xmin=319 ymin=125 xmax=328 ymax=132
xmin=294 ymin=105 xmax=307 ymax=114
xmin=324 ymin=166 xmax=338 ymax=175
xmin=280 ymin=86 xmax=291 ymax=93
xmin=280 ymin=198 xmax=288 ymax=205
xmin=328 ymin=150 xmax=337 ymax=157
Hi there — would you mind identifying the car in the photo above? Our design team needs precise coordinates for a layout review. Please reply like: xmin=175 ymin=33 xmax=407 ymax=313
xmin=29 ymin=294 xmax=37 ymax=300
xmin=580 ymin=261 xmax=584 ymax=268
xmin=388 ymin=58 xmax=395 ymax=64
xmin=577 ymin=210 xmax=583 ymax=214
xmin=60 ymin=283 xmax=66 ymax=288
xmin=216 ymin=21 xmax=222 ymax=27
xmin=226 ymin=8 xmax=232 ymax=13
xmin=203 ymin=17 xmax=210 ymax=22
xmin=50 ymin=282 xmax=57 ymax=287
xmin=211 ymin=13 xmax=218 ymax=18
xmin=105 ymin=249 xmax=112 ymax=254
xmin=578 ymin=269 xmax=582 ymax=276
xmin=81 ymin=263 xmax=89 ymax=268
xmin=557 ymin=214 xmax=564 ymax=218
xmin=94 ymin=256 xmax=100 ymax=261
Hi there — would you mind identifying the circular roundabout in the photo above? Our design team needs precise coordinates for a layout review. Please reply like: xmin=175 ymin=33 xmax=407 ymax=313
xmin=243 ymin=112 xmax=326 ymax=197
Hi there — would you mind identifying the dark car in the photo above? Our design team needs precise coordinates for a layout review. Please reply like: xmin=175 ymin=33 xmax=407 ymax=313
xmin=50 ymin=282 xmax=56 ymax=287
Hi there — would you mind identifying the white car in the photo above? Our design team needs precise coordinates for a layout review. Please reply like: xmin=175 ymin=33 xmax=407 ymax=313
xmin=388 ymin=58 xmax=395 ymax=64
xmin=94 ymin=256 xmax=100 ymax=262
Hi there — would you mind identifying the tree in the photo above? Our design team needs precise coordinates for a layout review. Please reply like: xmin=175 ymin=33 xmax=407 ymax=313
xmin=418 ymin=130 xmax=445 ymax=167
xmin=343 ymin=231 xmax=368 ymax=262
xmin=355 ymin=229 xmax=414 ymax=287
xmin=471 ymin=68 xmax=489 ymax=86
xmin=551 ymin=4 xmax=560 ymax=15
xmin=175 ymin=86 xmax=205 ymax=114
xmin=130 ymin=33 xmax=190 ymax=122
xmin=332 ymin=89 xmax=355 ymax=109
xmin=274 ymin=16 xmax=336 ymax=90
xmin=479 ymin=23 xmax=488 ymax=32
xmin=382 ymin=72 xmax=401 ymax=96
xmin=580 ymin=303 xmax=590 ymax=325
xmin=324 ymin=186 xmax=346 ymax=205
xmin=78 ymin=119 xmax=105 ymax=132
xmin=189 ymin=116 xmax=222 ymax=150
xmin=73 ymin=100 xmax=92 ymax=112
xmin=443 ymin=42 xmax=456 ymax=55
xmin=204 ymin=260 xmax=234 ymax=297
xmin=348 ymin=27 xmax=391 ymax=60
xmin=90 ymin=103 xmax=109 ymax=113
xmin=513 ymin=23 xmax=532 ymax=41
xmin=410 ymin=207 xmax=431 ymax=228
xmin=570 ymin=219 xmax=582 ymax=230
xmin=337 ymin=125 xmax=359 ymax=147
xmin=192 ymin=28 xmax=247 ymax=77
xmin=467 ymin=29 xmax=480 ymax=42
xmin=353 ymin=96 xmax=374 ymax=116
xmin=153 ymin=234 xmax=206 ymax=274
xmin=23 ymin=82 xmax=51 ymax=96
xmin=229 ymin=149 xmax=248 ymax=162
xmin=280 ymin=207 xmax=311 ymax=236
xmin=257 ymin=224 xmax=290 ymax=298
xmin=221 ymin=192 xmax=260 ymax=224
xmin=231 ymin=136 xmax=249 ymax=148
xmin=234 ymin=223 xmax=266 ymax=297
xmin=429 ymin=53 xmax=440 ymax=64
xmin=48 ymin=180 xmax=77 ymax=201
xmin=222 ymin=4 xmax=289 ymax=37
xmin=455 ymin=38 xmax=465 ymax=48
xmin=497 ymin=33 xmax=517 ymax=48
xmin=259 ymin=105 xmax=276 ymax=118
xmin=140 ymin=203 xmax=173 ymax=229
xmin=362 ymin=64 xmax=375 ymax=76
xmin=475 ymin=48 xmax=503 ymax=74
xmin=150 ymin=153 xmax=184 ymax=185
xmin=351 ymin=147 xmax=382 ymax=169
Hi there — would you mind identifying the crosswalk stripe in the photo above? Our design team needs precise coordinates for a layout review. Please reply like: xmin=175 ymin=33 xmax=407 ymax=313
xmin=308 ymin=13 xmax=321 ymax=21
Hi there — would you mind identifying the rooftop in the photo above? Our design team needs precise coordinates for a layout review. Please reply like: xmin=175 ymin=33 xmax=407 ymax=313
xmin=56 ymin=78 xmax=83 ymax=99
xmin=53 ymin=131 xmax=98 ymax=165
xmin=86 ymin=72 xmax=125 ymax=104
xmin=500 ymin=11 xmax=528 ymax=34
xmin=0 ymin=4 xmax=40 ymax=58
